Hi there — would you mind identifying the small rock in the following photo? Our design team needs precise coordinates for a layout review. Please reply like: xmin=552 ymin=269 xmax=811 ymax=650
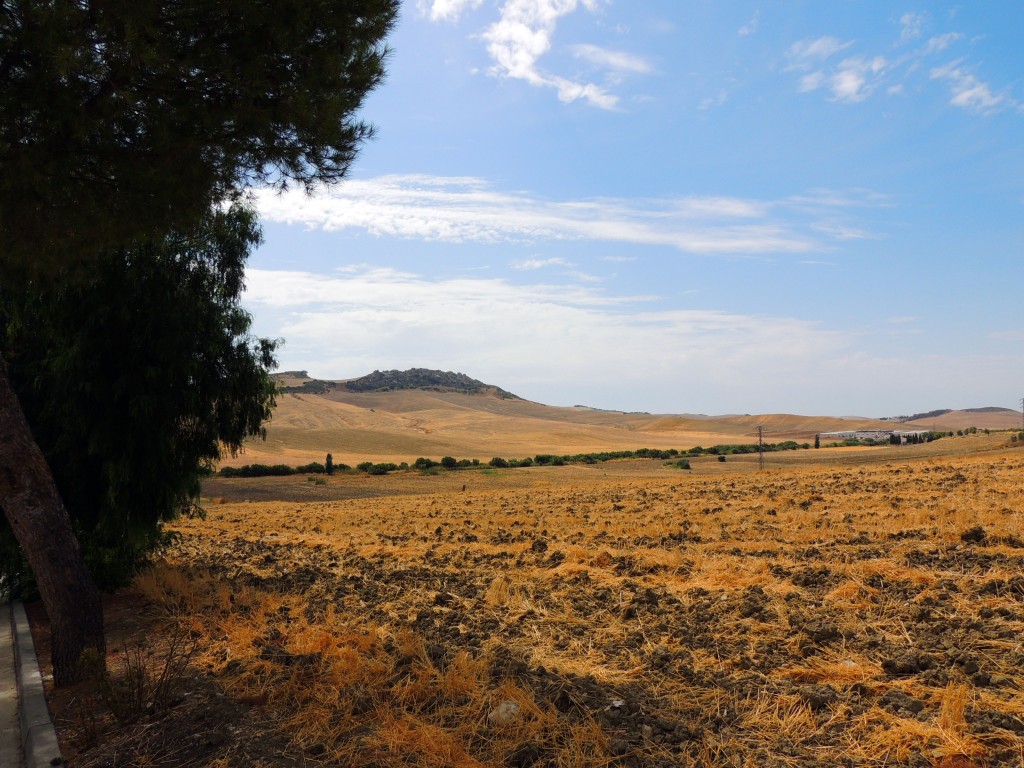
xmin=961 ymin=526 xmax=987 ymax=544
xmin=971 ymin=671 xmax=992 ymax=687
xmin=487 ymin=700 xmax=521 ymax=727
xmin=880 ymin=689 xmax=924 ymax=715
xmin=959 ymin=658 xmax=980 ymax=675
xmin=799 ymin=684 xmax=838 ymax=711
xmin=882 ymin=651 xmax=935 ymax=676
xmin=609 ymin=739 xmax=631 ymax=756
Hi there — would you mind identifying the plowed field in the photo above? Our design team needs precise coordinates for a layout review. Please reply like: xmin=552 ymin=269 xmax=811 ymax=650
xmin=47 ymin=447 xmax=1024 ymax=768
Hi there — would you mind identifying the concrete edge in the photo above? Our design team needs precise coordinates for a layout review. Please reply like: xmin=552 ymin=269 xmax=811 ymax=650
xmin=1 ymin=602 xmax=23 ymax=768
xmin=11 ymin=602 xmax=62 ymax=768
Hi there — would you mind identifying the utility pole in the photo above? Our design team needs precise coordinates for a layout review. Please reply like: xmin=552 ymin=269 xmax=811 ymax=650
xmin=757 ymin=425 xmax=765 ymax=471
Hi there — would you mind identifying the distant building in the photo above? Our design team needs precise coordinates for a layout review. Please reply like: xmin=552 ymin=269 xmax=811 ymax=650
xmin=819 ymin=430 xmax=931 ymax=443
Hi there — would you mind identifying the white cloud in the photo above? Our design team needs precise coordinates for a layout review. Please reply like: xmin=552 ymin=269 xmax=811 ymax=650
xmin=925 ymin=32 xmax=961 ymax=54
xmin=253 ymin=175 xmax=857 ymax=255
xmin=811 ymin=222 xmax=878 ymax=240
xmin=786 ymin=37 xmax=854 ymax=69
xmin=480 ymin=0 xmax=620 ymax=109
xmin=829 ymin=56 xmax=888 ymax=103
xmin=243 ymin=266 xmax=852 ymax=412
xmin=900 ymin=12 xmax=925 ymax=42
xmin=419 ymin=0 xmax=484 ymax=22
xmin=931 ymin=61 xmax=1010 ymax=113
xmin=786 ymin=25 xmax=1014 ymax=118
xmin=799 ymin=71 xmax=826 ymax=93
xmin=513 ymin=257 xmax=571 ymax=270
xmin=244 ymin=266 xmax=1024 ymax=414
xmin=739 ymin=12 xmax=759 ymax=37
xmin=571 ymin=43 xmax=653 ymax=74
xmin=698 ymin=91 xmax=729 ymax=111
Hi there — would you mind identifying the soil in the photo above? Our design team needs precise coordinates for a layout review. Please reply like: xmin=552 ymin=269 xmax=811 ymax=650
xmin=33 ymin=449 xmax=1024 ymax=767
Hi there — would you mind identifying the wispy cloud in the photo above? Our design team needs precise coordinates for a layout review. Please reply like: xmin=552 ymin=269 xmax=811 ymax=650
xmin=931 ymin=60 xmax=1013 ymax=114
xmin=829 ymin=56 xmax=889 ymax=102
xmin=739 ymin=12 xmax=760 ymax=37
xmin=900 ymin=12 xmax=925 ymax=43
xmin=786 ymin=36 xmax=855 ymax=68
xmin=513 ymin=257 xmax=571 ymax=270
xmin=243 ymin=266 xmax=851 ymax=412
xmin=571 ymin=43 xmax=653 ymax=74
xmin=244 ymin=266 xmax=1022 ymax=414
xmin=419 ymin=0 xmax=483 ymax=23
xmin=786 ymin=24 xmax=1015 ymax=116
xmin=253 ymin=175 xmax=878 ymax=256
xmin=925 ymin=32 xmax=962 ymax=53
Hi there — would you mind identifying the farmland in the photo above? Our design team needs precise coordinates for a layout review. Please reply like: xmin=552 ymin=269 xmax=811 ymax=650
xmin=40 ymin=436 xmax=1024 ymax=767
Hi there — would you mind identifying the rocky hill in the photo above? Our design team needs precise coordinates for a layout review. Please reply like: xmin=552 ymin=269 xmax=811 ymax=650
xmin=342 ymin=368 xmax=518 ymax=398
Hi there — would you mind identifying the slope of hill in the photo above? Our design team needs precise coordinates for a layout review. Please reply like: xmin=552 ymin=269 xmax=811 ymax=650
xmin=220 ymin=371 xmax=918 ymax=467
xmin=902 ymin=407 xmax=1021 ymax=431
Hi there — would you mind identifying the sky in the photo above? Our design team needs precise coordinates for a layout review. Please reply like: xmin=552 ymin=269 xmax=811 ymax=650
xmin=243 ymin=1 xmax=1024 ymax=417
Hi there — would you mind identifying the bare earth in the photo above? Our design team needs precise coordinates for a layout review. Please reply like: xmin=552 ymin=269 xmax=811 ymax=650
xmin=35 ymin=436 xmax=1024 ymax=768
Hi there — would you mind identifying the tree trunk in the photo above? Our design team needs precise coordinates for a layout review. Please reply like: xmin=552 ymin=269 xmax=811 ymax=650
xmin=0 ymin=353 xmax=104 ymax=685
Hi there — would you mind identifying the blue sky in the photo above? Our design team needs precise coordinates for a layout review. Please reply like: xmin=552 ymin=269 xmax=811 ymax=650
xmin=244 ymin=1 xmax=1023 ymax=417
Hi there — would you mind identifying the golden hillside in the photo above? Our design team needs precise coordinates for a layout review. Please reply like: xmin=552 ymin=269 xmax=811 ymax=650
xmin=224 ymin=372 xmax=926 ymax=467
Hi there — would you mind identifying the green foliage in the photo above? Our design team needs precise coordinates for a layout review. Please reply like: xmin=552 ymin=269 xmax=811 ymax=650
xmin=0 ymin=206 xmax=276 ymax=592
xmin=325 ymin=453 xmax=335 ymax=475
xmin=440 ymin=456 xmax=458 ymax=470
xmin=0 ymin=0 xmax=399 ymax=276
xmin=219 ymin=464 xmax=295 ymax=478
xmin=489 ymin=457 xmax=510 ymax=468
xmin=674 ymin=459 xmax=691 ymax=470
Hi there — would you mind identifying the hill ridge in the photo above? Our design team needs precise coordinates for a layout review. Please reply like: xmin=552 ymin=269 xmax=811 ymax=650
xmin=274 ymin=368 xmax=519 ymax=399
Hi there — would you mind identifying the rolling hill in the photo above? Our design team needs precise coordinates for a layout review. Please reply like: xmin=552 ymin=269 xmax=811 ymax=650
xmin=217 ymin=370 xmax=1020 ymax=467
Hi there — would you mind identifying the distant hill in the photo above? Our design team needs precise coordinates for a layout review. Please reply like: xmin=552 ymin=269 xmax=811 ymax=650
xmin=900 ymin=408 xmax=1021 ymax=431
xmin=238 ymin=370 xmax=1021 ymax=466
xmin=341 ymin=369 xmax=518 ymax=399
xmin=882 ymin=409 xmax=952 ymax=422
xmin=273 ymin=368 xmax=518 ymax=398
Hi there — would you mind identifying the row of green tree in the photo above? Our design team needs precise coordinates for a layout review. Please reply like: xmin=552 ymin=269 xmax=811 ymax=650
xmin=215 ymin=443 xmax=818 ymax=479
